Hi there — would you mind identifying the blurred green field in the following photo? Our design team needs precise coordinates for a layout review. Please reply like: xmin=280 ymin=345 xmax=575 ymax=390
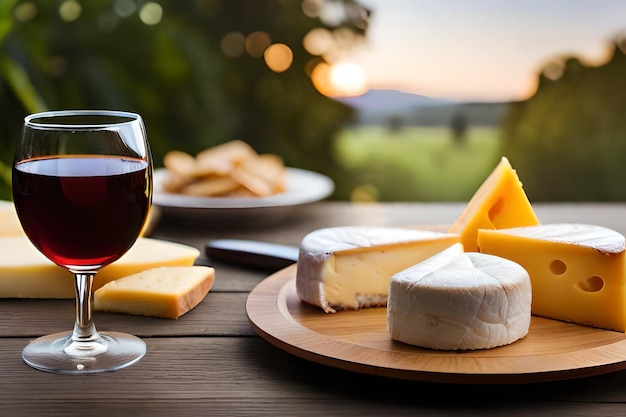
xmin=333 ymin=126 xmax=502 ymax=202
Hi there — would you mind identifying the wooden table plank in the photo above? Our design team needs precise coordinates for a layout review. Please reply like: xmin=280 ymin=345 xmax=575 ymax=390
xmin=0 ymin=292 xmax=253 ymax=338
xmin=1 ymin=337 xmax=626 ymax=416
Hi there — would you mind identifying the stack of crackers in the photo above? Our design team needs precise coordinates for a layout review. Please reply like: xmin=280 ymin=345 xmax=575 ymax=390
xmin=162 ymin=140 xmax=287 ymax=198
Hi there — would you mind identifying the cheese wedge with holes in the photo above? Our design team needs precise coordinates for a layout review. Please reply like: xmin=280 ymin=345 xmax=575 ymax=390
xmin=296 ymin=226 xmax=460 ymax=313
xmin=0 ymin=236 xmax=200 ymax=298
xmin=94 ymin=266 xmax=215 ymax=319
xmin=388 ymin=244 xmax=531 ymax=350
xmin=477 ymin=223 xmax=626 ymax=332
xmin=449 ymin=157 xmax=540 ymax=252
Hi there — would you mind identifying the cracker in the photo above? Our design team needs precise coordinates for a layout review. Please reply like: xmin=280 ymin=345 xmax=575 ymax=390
xmin=161 ymin=140 xmax=287 ymax=198
xmin=161 ymin=173 xmax=188 ymax=193
xmin=230 ymin=154 xmax=286 ymax=197
xmin=180 ymin=176 xmax=241 ymax=197
xmin=195 ymin=140 xmax=257 ymax=176
xmin=163 ymin=150 xmax=197 ymax=178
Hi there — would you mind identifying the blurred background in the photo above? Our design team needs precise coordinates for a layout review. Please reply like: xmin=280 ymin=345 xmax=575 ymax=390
xmin=1 ymin=0 xmax=625 ymax=202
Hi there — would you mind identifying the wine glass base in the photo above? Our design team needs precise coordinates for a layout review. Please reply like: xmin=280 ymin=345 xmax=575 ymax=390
xmin=22 ymin=330 xmax=146 ymax=374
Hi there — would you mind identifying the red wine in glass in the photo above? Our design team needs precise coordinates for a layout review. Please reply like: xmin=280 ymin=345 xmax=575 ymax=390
xmin=12 ymin=110 xmax=152 ymax=374
xmin=13 ymin=156 xmax=149 ymax=269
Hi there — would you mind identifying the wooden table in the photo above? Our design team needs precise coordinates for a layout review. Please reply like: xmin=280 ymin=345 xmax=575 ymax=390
xmin=2 ymin=201 xmax=626 ymax=416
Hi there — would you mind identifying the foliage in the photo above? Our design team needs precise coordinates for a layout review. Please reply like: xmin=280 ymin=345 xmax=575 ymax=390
xmin=500 ymin=40 xmax=626 ymax=202
xmin=334 ymin=126 xmax=501 ymax=201
xmin=0 ymin=0 xmax=367 ymax=199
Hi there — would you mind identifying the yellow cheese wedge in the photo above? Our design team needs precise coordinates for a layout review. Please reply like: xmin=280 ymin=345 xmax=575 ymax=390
xmin=477 ymin=223 xmax=626 ymax=332
xmin=449 ymin=156 xmax=540 ymax=252
xmin=94 ymin=266 xmax=215 ymax=319
xmin=0 ymin=200 xmax=25 ymax=237
xmin=0 ymin=236 xmax=200 ymax=298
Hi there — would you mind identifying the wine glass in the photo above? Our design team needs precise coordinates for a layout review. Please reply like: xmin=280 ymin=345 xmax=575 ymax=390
xmin=12 ymin=110 xmax=152 ymax=374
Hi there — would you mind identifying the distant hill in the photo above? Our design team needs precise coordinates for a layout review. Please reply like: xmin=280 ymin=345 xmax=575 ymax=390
xmin=335 ymin=89 xmax=453 ymax=112
xmin=334 ymin=89 xmax=511 ymax=127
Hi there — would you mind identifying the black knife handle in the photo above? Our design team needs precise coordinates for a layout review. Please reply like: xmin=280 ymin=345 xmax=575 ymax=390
xmin=205 ymin=239 xmax=299 ymax=272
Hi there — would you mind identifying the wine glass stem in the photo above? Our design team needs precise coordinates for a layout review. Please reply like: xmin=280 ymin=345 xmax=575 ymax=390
xmin=72 ymin=272 xmax=99 ymax=343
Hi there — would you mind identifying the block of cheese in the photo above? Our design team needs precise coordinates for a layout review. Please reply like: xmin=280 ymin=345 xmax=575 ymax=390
xmin=0 ymin=236 xmax=200 ymax=298
xmin=296 ymin=226 xmax=460 ymax=313
xmin=477 ymin=223 xmax=626 ymax=332
xmin=0 ymin=200 xmax=25 ymax=237
xmin=94 ymin=266 xmax=215 ymax=319
xmin=388 ymin=244 xmax=531 ymax=350
xmin=449 ymin=156 xmax=540 ymax=252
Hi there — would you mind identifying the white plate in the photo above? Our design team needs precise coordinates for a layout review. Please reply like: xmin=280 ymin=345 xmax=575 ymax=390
xmin=152 ymin=168 xmax=334 ymax=227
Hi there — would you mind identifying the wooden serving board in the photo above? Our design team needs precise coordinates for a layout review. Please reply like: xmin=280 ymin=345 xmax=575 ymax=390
xmin=246 ymin=264 xmax=626 ymax=384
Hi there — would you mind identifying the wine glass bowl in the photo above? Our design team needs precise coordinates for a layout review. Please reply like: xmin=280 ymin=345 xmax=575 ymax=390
xmin=12 ymin=110 xmax=152 ymax=374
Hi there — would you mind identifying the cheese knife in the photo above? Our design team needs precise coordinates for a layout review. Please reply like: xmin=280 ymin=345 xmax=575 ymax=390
xmin=205 ymin=239 xmax=299 ymax=272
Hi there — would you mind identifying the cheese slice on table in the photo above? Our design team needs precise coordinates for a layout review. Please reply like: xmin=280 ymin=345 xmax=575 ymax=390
xmin=477 ymin=223 xmax=626 ymax=332
xmin=0 ymin=200 xmax=25 ymax=237
xmin=94 ymin=266 xmax=215 ymax=319
xmin=296 ymin=226 xmax=460 ymax=313
xmin=388 ymin=244 xmax=531 ymax=350
xmin=0 ymin=236 xmax=200 ymax=298
xmin=449 ymin=156 xmax=540 ymax=252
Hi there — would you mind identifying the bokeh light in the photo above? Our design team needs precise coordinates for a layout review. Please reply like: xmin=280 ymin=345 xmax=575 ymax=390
xmin=14 ymin=2 xmax=37 ymax=22
xmin=542 ymin=61 xmax=565 ymax=81
xmin=329 ymin=62 xmax=367 ymax=96
xmin=310 ymin=61 xmax=367 ymax=97
xmin=139 ymin=2 xmax=163 ymax=25
xmin=113 ymin=0 xmax=136 ymax=18
xmin=221 ymin=32 xmax=246 ymax=58
xmin=246 ymin=31 xmax=271 ymax=58
xmin=264 ymin=43 xmax=293 ymax=73
xmin=317 ymin=0 xmax=347 ymax=27
xmin=59 ymin=0 xmax=81 ymax=22
xmin=350 ymin=184 xmax=379 ymax=202
xmin=301 ymin=0 xmax=322 ymax=18
xmin=310 ymin=62 xmax=332 ymax=95
xmin=303 ymin=28 xmax=334 ymax=57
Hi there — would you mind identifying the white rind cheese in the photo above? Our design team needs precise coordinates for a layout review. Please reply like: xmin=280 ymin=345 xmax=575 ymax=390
xmin=296 ymin=226 xmax=460 ymax=313
xmin=388 ymin=244 xmax=532 ymax=350
xmin=0 ymin=236 xmax=200 ymax=298
xmin=94 ymin=266 xmax=215 ymax=319
xmin=479 ymin=223 xmax=626 ymax=254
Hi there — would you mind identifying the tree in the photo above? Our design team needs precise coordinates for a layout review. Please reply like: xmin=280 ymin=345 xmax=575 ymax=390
xmin=0 ymin=0 xmax=369 ymax=199
xmin=500 ymin=39 xmax=626 ymax=201
xmin=450 ymin=111 xmax=467 ymax=145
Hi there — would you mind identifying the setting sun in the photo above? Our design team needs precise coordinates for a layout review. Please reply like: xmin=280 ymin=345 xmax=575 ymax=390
xmin=311 ymin=62 xmax=368 ymax=97
xmin=329 ymin=62 xmax=368 ymax=97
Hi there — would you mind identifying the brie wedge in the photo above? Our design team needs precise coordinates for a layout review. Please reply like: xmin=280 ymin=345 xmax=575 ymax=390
xmin=296 ymin=226 xmax=460 ymax=313
xmin=388 ymin=244 xmax=532 ymax=350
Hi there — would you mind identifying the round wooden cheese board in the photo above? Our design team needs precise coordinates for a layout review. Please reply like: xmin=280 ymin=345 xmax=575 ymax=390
xmin=246 ymin=264 xmax=626 ymax=384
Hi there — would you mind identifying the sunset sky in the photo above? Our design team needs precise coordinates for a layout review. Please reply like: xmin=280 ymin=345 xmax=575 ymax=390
xmin=344 ymin=0 xmax=626 ymax=102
